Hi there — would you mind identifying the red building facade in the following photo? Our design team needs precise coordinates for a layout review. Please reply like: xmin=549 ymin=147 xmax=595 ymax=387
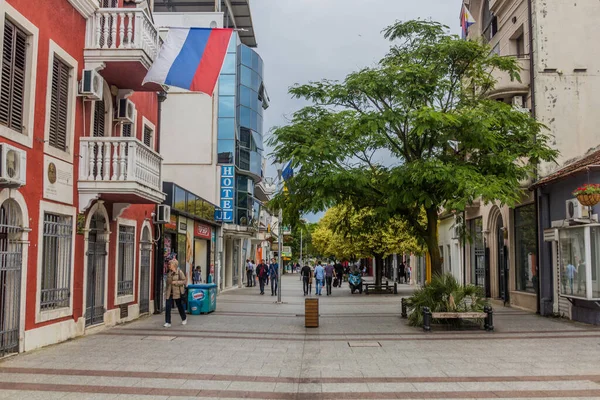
xmin=0 ymin=0 xmax=164 ymax=354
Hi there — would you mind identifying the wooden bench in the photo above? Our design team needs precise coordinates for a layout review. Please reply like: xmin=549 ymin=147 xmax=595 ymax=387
xmin=363 ymin=281 xmax=398 ymax=295
xmin=422 ymin=306 xmax=494 ymax=332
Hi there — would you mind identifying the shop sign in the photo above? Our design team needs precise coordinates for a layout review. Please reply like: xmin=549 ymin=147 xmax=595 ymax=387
xmin=165 ymin=214 xmax=177 ymax=231
xmin=178 ymin=215 xmax=188 ymax=234
xmin=194 ymin=222 xmax=211 ymax=239
xmin=216 ymin=165 xmax=234 ymax=223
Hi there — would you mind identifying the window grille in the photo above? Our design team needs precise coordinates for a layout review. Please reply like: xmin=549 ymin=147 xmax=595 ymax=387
xmin=41 ymin=213 xmax=73 ymax=311
xmin=117 ymin=225 xmax=135 ymax=296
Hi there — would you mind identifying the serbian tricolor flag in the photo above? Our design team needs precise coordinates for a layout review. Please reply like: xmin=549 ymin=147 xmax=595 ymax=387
xmin=460 ymin=5 xmax=476 ymax=39
xmin=143 ymin=28 xmax=233 ymax=95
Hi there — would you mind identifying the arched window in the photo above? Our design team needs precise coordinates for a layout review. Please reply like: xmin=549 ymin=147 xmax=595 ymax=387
xmin=481 ymin=0 xmax=498 ymax=43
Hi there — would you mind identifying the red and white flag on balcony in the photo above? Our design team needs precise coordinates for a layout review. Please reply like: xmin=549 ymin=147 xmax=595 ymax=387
xmin=143 ymin=27 xmax=233 ymax=95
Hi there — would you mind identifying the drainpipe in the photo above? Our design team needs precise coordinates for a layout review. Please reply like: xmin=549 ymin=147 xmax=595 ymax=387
xmin=153 ymin=91 xmax=168 ymax=314
xmin=527 ymin=0 xmax=542 ymax=314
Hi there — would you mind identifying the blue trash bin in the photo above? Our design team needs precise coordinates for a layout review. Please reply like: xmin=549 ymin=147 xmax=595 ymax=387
xmin=187 ymin=283 xmax=217 ymax=314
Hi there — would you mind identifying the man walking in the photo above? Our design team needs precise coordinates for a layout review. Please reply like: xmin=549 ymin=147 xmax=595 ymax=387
xmin=314 ymin=261 xmax=325 ymax=296
xmin=269 ymin=258 xmax=279 ymax=296
xmin=334 ymin=262 xmax=344 ymax=288
xmin=325 ymin=262 xmax=335 ymax=295
xmin=256 ymin=259 xmax=268 ymax=295
xmin=301 ymin=264 xmax=312 ymax=296
xmin=399 ymin=261 xmax=406 ymax=284
xmin=246 ymin=259 xmax=253 ymax=287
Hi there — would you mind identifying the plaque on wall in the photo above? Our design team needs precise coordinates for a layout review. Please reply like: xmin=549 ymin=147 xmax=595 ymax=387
xmin=43 ymin=155 xmax=73 ymax=204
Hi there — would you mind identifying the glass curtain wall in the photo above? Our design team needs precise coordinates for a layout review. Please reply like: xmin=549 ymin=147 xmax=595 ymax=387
xmin=217 ymin=35 xmax=238 ymax=164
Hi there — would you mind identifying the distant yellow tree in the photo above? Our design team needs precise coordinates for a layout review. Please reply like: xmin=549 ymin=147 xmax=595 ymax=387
xmin=312 ymin=204 xmax=424 ymax=283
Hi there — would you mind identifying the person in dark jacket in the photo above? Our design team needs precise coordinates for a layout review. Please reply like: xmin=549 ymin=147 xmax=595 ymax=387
xmin=399 ymin=262 xmax=406 ymax=283
xmin=256 ymin=259 xmax=268 ymax=295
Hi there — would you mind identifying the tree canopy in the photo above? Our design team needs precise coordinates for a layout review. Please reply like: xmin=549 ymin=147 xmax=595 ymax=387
xmin=268 ymin=20 xmax=557 ymax=276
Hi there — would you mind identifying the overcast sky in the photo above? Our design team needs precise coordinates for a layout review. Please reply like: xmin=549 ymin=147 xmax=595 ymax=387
xmin=250 ymin=0 xmax=463 ymax=220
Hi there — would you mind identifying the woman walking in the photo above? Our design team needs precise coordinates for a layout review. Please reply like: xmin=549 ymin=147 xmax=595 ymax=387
xmin=164 ymin=259 xmax=188 ymax=328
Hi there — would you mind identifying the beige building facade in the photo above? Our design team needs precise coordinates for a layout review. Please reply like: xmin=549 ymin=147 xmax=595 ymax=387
xmin=453 ymin=0 xmax=600 ymax=312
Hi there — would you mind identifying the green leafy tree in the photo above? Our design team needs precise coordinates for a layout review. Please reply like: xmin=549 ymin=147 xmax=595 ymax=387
xmin=268 ymin=20 xmax=557 ymax=276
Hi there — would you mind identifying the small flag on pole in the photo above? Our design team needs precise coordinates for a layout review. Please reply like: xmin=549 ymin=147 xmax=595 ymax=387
xmin=143 ymin=27 xmax=233 ymax=95
xmin=460 ymin=5 xmax=476 ymax=40
xmin=281 ymin=161 xmax=293 ymax=182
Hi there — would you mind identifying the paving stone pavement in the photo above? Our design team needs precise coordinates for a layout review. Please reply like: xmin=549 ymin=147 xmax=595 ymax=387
xmin=2 ymin=275 xmax=600 ymax=399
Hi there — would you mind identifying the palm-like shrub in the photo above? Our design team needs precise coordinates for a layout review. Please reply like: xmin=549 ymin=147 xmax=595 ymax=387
xmin=406 ymin=274 xmax=488 ymax=327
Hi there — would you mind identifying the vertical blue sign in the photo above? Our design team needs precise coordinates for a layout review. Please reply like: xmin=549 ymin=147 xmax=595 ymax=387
xmin=219 ymin=165 xmax=235 ymax=222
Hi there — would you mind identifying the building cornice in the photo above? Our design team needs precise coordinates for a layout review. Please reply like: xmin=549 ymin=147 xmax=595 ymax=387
xmin=68 ymin=0 xmax=98 ymax=19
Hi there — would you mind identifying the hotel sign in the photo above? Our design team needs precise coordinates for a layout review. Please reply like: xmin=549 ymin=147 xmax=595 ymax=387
xmin=216 ymin=165 xmax=234 ymax=223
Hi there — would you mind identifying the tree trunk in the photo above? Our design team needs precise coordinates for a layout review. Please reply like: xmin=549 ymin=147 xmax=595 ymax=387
xmin=374 ymin=254 xmax=383 ymax=286
xmin=425 ymin=206 xmax=442 ymax=277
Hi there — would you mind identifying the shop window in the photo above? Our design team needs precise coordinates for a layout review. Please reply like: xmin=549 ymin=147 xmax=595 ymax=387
xmin=559 ymin=227 xmax=587 ymax=298
xmin=40 ymin=213 xmax=72 ymax=311
xmin=590 ymin=227 xmax=600 ymax=298
xmin=117 ymin=225 xmax=135 ymax=296
xmin=514 ymin=204 xmax=537 ymax=293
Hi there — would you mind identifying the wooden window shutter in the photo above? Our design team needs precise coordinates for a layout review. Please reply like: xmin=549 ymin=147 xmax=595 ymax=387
xmin=0 ymin=21 xmax=27 ymax=133
xmin=48 ymin=57 xmax=70 ymax=151
xmin=93 ymin=99 xmax=105 ymax=137
xmin=143 ymin=125 xmax=152 ymax=147
xmin=122 ymin=123 xmax=132 ymax=137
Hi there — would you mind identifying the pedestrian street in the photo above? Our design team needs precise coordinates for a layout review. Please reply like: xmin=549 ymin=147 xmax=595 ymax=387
xmin=0 ymin=275 xmax=599 ymax=399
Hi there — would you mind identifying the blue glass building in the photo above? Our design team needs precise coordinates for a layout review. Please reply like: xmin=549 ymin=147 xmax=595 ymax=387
xmin=217 ymin=34 xmax=268 ymax=226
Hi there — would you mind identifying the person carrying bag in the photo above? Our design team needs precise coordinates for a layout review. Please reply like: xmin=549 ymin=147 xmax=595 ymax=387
xmin=164 ymin=259 xmax=188 ymax=328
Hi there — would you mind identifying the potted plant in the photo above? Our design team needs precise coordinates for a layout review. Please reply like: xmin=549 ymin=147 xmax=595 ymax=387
xmin=573 ymin=183 xmax=600 ymax=207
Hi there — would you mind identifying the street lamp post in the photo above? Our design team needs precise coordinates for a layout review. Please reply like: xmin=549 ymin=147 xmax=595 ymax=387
xmin=277 ymin=168 xmax=283 ymax=304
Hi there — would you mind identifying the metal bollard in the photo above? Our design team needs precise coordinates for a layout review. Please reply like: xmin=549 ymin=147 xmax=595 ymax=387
xmin=422 ymin=307 xmax=431 ymax=332
xmin=485 ymin=306 xmax=494 ymax=331
xmin=401 ymin=298 xmax=407 ymax=318
xmin=483 ymin=306 xmax=489 ymax=330
xmin=394 ymin=282 xmax=398 ymax=294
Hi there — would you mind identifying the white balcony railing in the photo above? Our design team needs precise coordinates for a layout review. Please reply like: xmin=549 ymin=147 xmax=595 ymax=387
xmin=86 ymin=8 xmax=160 ymax=61
xmin=79 ymin=137 xmax=161 ymax=192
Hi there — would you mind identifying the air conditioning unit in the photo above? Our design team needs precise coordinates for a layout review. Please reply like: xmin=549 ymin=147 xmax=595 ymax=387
xmin=116 ymin=99 xmax=135 ymax=123
xmin=512 ymin=95 xmax=525 ymax=108
xmin=0 ymin=143 xmax=26 ymax=187
xmin=154 ymin=205 xmax=171 ymax=224
xmin=79 ymin=69 xmax=103 ymax=100
xmin=566 ymin=198 xmax=589 ymax=220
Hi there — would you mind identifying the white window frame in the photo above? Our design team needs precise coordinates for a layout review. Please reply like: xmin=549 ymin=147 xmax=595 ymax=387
xmin=115 ymin=217 xmax=136 ymax=305
xmin=141 ymin=115 xmax=156 ymax=151
xmin=43 ymin=40 xmax=78 ymax=163
xmin=36 ymin=201 xmax=76 ymax=323
xmin=0 ymin=3 xmax=38 ymax=148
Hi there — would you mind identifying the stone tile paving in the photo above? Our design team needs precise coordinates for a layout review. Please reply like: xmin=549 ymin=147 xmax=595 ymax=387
xmin=0 ymin=275 xmax=600 ymax=399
